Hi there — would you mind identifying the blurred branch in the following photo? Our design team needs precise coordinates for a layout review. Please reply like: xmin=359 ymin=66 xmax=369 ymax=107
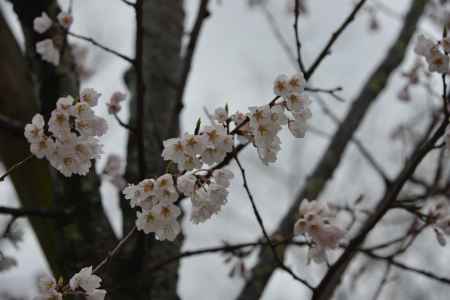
xmin=0 ymin=206 xmax=67 ymax=218
xmin=174 ymin=0 xmax=210 ymax=115
xmin=68 ymin=32 xmax=135 ymax=64
xmin=305 ymin=86 xmax=345 ymax=102
xmin=314 ymin=95 xmax=391 ymax=184
xmin=0 ymin=155 xmax=33 ymax=183
xmin=261 ymin=4 xmax=297 ymax=63
xmin=294 ymin=0 xmax=306 ymax=72
xmin=305 ymin=0 xmax=368 ymax=80
xmin=113 ymin=112 xmax=136 ymax=132
xmin=0 ymin=114 xmax=24 ymax=136
xmin=237 ymin=1 xmax=428 ymax=298
xmin=362 ymin=250 xmax=450 ymax=285
xmin=234 ymin=154 xmax=313 ymax=290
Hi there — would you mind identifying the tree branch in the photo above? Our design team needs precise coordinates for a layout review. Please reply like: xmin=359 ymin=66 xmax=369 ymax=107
xmin=236 ymin=1 xmax=428 ymax=298
xmin=305 ymin=0 xmax=368 ymax=80
xmin=174 ymin=0 xmax=210 ymax=115
xmin=68 ymin=32 xmax=135 ymax=64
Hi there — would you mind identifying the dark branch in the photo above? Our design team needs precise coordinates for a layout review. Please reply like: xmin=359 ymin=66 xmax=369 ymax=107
xmin=293 ymin=0 xmax=306 ymax=73
xmin=68 ymin=32 xmax=135 ymax=64
xmin=175 ymin=0 xmax=210 ymax=115
xmin=305 ymin=0 xmax=368 ymax=80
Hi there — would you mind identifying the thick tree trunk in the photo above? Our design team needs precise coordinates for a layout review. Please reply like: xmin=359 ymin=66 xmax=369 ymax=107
xmin=5 ymin=0 xmax=117 ymax=281
xmin=111 ymin=1 xmax=185 ymax=299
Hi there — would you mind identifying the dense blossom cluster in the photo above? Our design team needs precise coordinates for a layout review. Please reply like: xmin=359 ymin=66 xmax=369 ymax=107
xmin=293 ymin=199 xmax=345 ymax=264
xmin=123 ymin=174 xmax=182 ymax=241
xmin=232 ymin=73 xmax=311 ymax=164
xmin=122 ymin=72 xmax=311 ymax=241
xmin=38 ymin=266 xmax=105 ymax=300
xmin=162 ymin=126 xmax=234 ymax=171
xmin=33 ymin=11 xmax=74 ymax=66
xmin=414 ymin=34 xmax=450 ymax=74
xmin=24 ymin=89 xmax=107 ymax=177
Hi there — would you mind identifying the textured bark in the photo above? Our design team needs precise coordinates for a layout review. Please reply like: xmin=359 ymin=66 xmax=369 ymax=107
xmin=111 ymin=1 xmax=185 ymax=299
xmin=6 ymin=0 xmax=117 ymax=280
xmin=0 ymin=8 xmax=58 ymax=272
xmin=236 ymin=1 xmax=428 ymax=299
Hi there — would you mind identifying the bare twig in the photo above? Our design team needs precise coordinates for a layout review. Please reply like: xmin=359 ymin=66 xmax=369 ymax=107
xmin=293 ymin=0 xmax=306 ymax=73
xmin=0 ymin=155 xmax=33 ymax=182
xmin=113 ymin=112 xmax=136 ymax=132
xmin=363 ymin=250 xmax=450 ymax=285
xmin=68 ymin=32 xmax=135 ymax=64
xmin=93 ymin=226 xmax=137 ymax=273
xmin=120 ymin=0 xmax=135 ymax=7
xmin=305 ymin=0 xmax=368 ymax=80
xmin=175 ymin=0 xmax=210 ymax=115
xmin=234 ymin=155 xmax=313 ymax=290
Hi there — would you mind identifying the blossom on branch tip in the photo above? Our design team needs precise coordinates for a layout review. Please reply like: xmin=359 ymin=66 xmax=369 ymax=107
xmin=293 ymin=199 xmax=345 ymax=264
xmin=36 ymin=39 xmax=60 ymax=66
xmin=107 ymin=92 xmax=126 ymax=114
xmin=57 ymin=12 xmax=73 ymax=29
xmin=25 ymin=91 xmax=106 ymax=177
xmin=33 ymin=12 xmax=53 ymax=34
xmin=81 ymin=88 xmax=101 ymax=107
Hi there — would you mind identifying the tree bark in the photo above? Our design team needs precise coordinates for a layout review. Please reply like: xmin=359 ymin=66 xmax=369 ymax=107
xmin=111 ymin=1 xmax=185 ymax=299
xmin=6 ymin=0 xmax=117 ymax=281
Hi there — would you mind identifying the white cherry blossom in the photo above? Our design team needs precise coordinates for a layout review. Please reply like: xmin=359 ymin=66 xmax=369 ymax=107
xmin=36 ymin=39 xmax=60 ymax=66
xmin=33 ymin=12 xmax=53 ymax=34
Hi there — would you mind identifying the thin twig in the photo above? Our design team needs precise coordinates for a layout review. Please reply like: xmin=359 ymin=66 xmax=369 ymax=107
xmin=120 ymin=0 xmax=135 ymax=7
xmin=260 ymin=4 xmax=297 ymax=65
xmin=362 ymin=250 xmax=450 ymax=285
xmin=234 ymin=154 xmax=313 ymax=290
xmin=174 ymin=0 xmax=210 ymax=115
xmin=149 ymin=238 xmax=309 ymax=272
xmin=0 ymin=155 xmax=33 ymax=182
xmin=68 ymin=32 xmax=135 ymax=64
xmin=293 ymin=0 xmax=306 ymax=73
xmin=113 ymin=113 xmax=136 ymax=132
xmin=305 ymin=0 xmax=368 ymax=80
xmin=93 ymin=226 xmax=137 ymax=273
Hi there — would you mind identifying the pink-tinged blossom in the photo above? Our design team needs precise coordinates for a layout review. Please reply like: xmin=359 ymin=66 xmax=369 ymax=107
xmin=107 ymin=92 xmax=126 ymax=114
xmin=57 ymin=12 xmax=73 ymax=29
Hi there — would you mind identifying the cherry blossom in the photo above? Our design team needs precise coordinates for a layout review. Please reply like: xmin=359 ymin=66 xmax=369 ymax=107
xmin=36 ymin=39 xmax=60 ymax=66
xmin=33 ymin=12 xmax=53 ymax=34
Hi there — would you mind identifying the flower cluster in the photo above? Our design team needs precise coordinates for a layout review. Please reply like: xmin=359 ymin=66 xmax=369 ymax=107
xmin=293 ymin=199 xmax=345 ymax=264
xmin=178 ymin=168 xmax=233 ymax=224
xmin=231 ymin=73 xmax=311 ymax=164
xmin=38 ymin=266 xmax=105 ymax=300
xmin=24 ymin=89 xmax=107 ymax=177
xmin=123 ymin=174 xmax=181 ymax=241
xmin=33 ymin=11 xmax=74 ymax=66
xmin=427 ymin=198 xmax=450 ymax=246
xmin=414 ymin=34 xmax=450 ymax=74
xmin=162 ymin=126 xmax=234 ymax=171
